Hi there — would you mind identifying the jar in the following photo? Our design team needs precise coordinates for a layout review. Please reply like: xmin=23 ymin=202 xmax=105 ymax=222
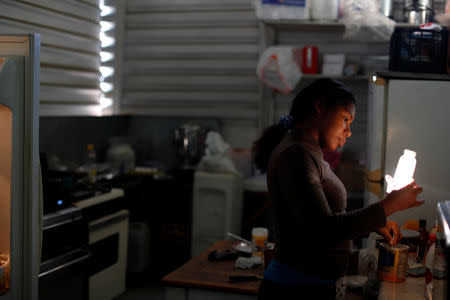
xmin=106 ymin=138 xmax=136 ymax=173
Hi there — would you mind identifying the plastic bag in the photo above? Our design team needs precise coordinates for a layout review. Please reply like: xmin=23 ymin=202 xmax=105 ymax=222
xmin=340 ymin=0 xmax=395 ymax=42
xmin=253 ymin=0 xmax=310 ymax=20
xmin=257 ymin=46 xmax=302 ymax=94
xmin=197 ymin=131 xmax=240 ymax=175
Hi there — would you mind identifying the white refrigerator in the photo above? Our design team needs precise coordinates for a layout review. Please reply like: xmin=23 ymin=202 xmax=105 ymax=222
xmin=365 ymin=74 xmax=450 ymax=231
xmin=0 ymin=34 xmax=41 ymax=299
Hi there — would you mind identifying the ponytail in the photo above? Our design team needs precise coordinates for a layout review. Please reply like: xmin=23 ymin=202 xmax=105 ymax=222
xmin=252 ymin=123 xmax=288 ymax=174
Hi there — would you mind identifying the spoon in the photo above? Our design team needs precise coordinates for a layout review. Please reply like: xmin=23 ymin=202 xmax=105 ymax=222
xmin=226 ymin=232 xmax=253 ymax=246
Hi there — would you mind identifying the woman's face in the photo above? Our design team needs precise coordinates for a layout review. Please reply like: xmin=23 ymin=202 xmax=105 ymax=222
xmin=318 ymin=102 xmax=355 ymax=151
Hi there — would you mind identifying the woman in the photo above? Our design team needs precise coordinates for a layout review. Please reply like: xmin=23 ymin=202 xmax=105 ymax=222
xmin=252 ymin=78 xmax=423 ymax=299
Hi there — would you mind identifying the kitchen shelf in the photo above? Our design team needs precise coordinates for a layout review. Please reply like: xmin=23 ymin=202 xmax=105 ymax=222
xmin=258 ymin=18 xmax=392 ymax=129
xmin=301 ymin=74 xmax=370 ymax=80
xmin=262 ymin=19 xmax=427 ymax=30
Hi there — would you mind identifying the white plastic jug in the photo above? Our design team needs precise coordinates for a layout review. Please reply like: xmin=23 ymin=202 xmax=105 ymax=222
xmin=385 ymin=149 xmax=417 ymax=193
xmin=311 ymin=0 xmax=339 ymax=21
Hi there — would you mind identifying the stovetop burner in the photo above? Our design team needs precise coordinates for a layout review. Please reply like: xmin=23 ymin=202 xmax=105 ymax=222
xmin=69 ymin=181 xmax=112 ymax=202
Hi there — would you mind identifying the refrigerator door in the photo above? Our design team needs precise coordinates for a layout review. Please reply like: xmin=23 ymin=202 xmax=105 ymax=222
xmin=365 ymin=80 xmax=388 ymax=206
xmin=384 ymin=79 xmax=450 ymax=228
xmin=0 ymin=34 xmax=40 ymax=300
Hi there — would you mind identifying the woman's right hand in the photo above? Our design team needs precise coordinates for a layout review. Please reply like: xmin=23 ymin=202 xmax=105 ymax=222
xmin=381 ymin=181 xmax=424 ymax=216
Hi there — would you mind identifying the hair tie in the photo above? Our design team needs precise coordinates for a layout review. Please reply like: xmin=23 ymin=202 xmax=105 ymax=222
xmin=278 ymin=114 xmax=293 ymax=130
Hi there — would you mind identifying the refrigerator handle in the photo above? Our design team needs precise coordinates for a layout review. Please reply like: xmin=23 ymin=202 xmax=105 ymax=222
xmin=37 ymin=158 xmax=43 ymax=266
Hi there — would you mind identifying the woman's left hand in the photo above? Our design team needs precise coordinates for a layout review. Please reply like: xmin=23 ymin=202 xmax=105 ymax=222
xmin=377 ymin=221 xmax=402 ymax=246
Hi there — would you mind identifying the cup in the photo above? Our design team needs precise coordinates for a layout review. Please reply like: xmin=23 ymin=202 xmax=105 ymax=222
xmin=252 ymin=227 xmax=268 ymax=258
xmin=264 ymin=244 xmax=275 ymax=270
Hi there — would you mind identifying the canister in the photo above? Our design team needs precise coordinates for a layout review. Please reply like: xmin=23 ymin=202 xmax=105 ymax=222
xmin=377 ymin=243 xmax=409 ymax=282
xmin=251 ymin=227 xmax=268 ymax=258
xmin=301 ymin=46 xmax=318 ymax=74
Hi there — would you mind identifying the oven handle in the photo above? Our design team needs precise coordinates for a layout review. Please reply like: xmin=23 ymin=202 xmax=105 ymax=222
xmin=38 ymin=253 xmax=91 ymax=278
xmin=89 ymin=211 xmax=129 ymax=232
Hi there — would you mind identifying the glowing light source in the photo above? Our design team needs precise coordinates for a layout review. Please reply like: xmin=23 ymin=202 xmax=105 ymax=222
xmin=100 ymin=96 xmax=113 ymax=109
xmin=100 ymin=0 xmax=116 ymax=17
xmin=385 ymin=149 xmax=417 ymax=193
xmin=100 ymin=82 xmax=114 ymax=93
xmin=100 ymin=66 xmax=114 ymax=79
xmin=372 ymin=75 xmax=377 ymax=82
xmin=100 ymin=21 xmax=115 ymax=32
xmin=100 ymin=51 xmax=114 ymax=63
xmin=100 ymin=32 xmax=115 ymax=48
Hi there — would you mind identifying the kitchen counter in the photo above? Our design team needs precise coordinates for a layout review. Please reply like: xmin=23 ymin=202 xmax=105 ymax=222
xmin=378 ymin=276 xmax=446 ymax=300
xmin=376 ymin=71 xmax=450 ymax=81
xmin=162 ymin=240 xmax=447 ymax=299
xmin=73 ymin=187 xmax=124 ymax=208
xmin=162 ymin=240 xmax=262 ymax=300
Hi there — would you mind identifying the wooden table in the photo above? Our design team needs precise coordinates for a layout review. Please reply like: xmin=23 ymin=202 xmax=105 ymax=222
xmin=162 ymin=240 xmax=263 ymax=300
xmin=162 ymin=240 xmax=447 ymax=300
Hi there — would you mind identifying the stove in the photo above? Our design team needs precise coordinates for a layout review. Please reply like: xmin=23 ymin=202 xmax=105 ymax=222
xmin=73 ymin=188 xmax=129 ymax=300
xmin=39 ymin=206 xmax=90 ymax=300
xmin=40 ymin=153 xmax=113 ymax=214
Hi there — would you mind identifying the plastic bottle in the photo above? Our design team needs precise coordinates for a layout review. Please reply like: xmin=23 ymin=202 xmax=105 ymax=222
xmin=385 ymin=149 xmax=417 ymax=193
xmin=424 ymin=222 xmax=437 ymax=299
xmin=418 ymin=219 xmax=430 ymax=263
xmin=311 ymin=0 xmax=339 ymax=21
xmin=86 ymin=144 xmax=97 ymax=183
xmin=433 ymin=221 xmax=447 ymax=279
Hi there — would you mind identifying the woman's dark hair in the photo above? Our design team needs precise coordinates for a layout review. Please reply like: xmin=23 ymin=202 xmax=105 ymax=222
xmin=252 ymin=78 xmax=356 ymax=173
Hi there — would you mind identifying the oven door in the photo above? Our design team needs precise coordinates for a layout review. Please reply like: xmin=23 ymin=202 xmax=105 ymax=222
xmin=38 ymin=249 xmax=91 ymax=300
xmin=88 ymin=209 xmax=129 ymax=300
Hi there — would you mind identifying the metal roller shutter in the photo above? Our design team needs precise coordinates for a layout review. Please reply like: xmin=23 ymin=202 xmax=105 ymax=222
xmin=0 ymin=0 xmax=102 ymax=116
xmin=121 ymin=0 xmax=260 ymax=125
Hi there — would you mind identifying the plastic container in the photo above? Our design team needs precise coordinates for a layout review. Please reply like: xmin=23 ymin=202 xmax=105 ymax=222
xmin=191 ymin=171 xmax=243 ymax=257
xmin=389 ymin=27 xmax=449 ymax=74
xmin=251 ymin=227 xmax=268 ymax=258
xmin=254 ymin=0 xmax=311 ymax=20
xmin=386 ymin=149 xmax=416 ymax=193
xmin=106 ymin=138 xmax=136 ymax=174
xmin=310 ymin=0 xmax=339 ymax=21
xmin=301 ymin=46 xmax=318 ymax=74
xmin=127 ymin=222 xmax=150 ymax=273
xmin=377 ymin=243 xmax=409 ymax=282
xmin=400 ymin=229 xmax=420 ymax=266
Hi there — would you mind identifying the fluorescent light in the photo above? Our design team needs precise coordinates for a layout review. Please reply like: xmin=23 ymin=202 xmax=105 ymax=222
xmin=100 ymin=82 xmax=114 ymax=93
xmin=100 ymin=96 xmax=113 ymax=109
xmin=100 ymin=66 xmax=114 ymax=78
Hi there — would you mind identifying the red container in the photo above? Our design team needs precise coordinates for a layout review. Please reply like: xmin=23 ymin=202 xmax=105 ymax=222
xmin=301 ymin=46 xmax=318 ymax=74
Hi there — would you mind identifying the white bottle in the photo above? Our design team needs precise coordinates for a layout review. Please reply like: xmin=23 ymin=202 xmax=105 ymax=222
xmin=311 ymin=0 xmax=339 ymax=21
xmin=385 ymin=149 xmax=416 ymax=193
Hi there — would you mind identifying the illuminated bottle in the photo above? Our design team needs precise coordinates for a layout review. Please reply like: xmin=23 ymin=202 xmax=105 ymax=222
xmin=385 ymin=149 xmax=416 ymax=193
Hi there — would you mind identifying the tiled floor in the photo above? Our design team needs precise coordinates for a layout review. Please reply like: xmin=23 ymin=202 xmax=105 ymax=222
xmin=115 ymin=272 xmax=165 ymax=300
